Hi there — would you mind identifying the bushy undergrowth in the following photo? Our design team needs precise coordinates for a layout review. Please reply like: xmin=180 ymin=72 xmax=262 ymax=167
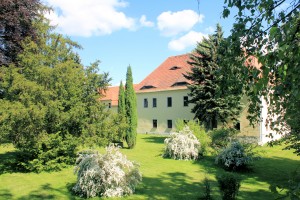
xmin=17 ymin=132 xmax=78 ymax=172
xmin=215 ymin=141 xmax=259 ymax=171
xmin=209 ymin=128 xmax=238 ymax=151
xmin=164 ymin=126 xmax=200 ymax=160
xmin=217 ymin=172 xmax=241 ymax=200
xmin=175 ymin=120 xmax=211 ymax=155
xmin=73 ymin=145 xmax=142 ymax=198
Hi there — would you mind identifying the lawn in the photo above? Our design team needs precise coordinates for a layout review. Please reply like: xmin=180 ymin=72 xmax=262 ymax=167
xmin=0 ymin=134 xmax=299 ymax=200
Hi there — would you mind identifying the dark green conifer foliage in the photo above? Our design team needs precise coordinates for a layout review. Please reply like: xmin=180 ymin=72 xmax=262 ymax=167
xmin=124 ymin=66 xmax=137 ymax=148
xmin=118 ymin=80 xmax=126 ymax=141
xmin=185 ymin=24 xmax=242 ymax=130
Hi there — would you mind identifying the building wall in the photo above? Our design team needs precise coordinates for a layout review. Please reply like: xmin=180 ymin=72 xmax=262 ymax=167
xmin=136 ymin=88 xmax=194 ymax=134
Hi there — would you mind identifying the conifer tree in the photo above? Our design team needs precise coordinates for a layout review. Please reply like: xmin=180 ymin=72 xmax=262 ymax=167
xmin=124 ymin=66 xmax=137 ymax=148
xmin=118 ymin=80 xmax=126 ymax=141
xmin=185 ymin=24 xmax=242 ymax=130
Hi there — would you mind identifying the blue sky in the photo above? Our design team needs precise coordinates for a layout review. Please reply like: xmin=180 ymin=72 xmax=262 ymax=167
xmin=44 ymin=0 xmax=236 ymax=85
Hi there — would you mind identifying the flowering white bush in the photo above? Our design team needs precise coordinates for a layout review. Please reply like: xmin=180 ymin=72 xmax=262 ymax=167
xmin=72 ymin=145 xmax=142 ymax=198
xmin=163 ymin=126 xmax=201 ymax=160
xmin=215 ymin=141 xmax=259 ymax=170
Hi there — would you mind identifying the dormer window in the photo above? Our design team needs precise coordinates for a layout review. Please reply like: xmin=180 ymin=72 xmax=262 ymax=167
xmin=140 ymin=85 xmax=156 ymax=90
xmin=170 ymin=66 xmax=181 ymax=70
xmin=171 ymin=81 xmax=188 ymax=87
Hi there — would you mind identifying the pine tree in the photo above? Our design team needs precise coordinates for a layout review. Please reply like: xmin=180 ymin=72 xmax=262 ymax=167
xmin=124 ymin=66 xmax=137 ymax=148
xmin=185 ymin=24 xmax=242 ymax=130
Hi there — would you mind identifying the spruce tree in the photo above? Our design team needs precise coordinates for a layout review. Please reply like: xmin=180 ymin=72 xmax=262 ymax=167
xmin=185 ymin=24 xmax=242 ymax=130
xmin=124 ymin=66 xmax=137 ymax=148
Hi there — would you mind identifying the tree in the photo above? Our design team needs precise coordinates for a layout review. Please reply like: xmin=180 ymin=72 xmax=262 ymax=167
xmin=185 ymin=24 xmax=243 ymax=130
xmin=124 ymin=66 xmax=137 ymax=148
xmin=0 ymin=15 xmax=112 ymax=171
xmin=117 ymin=81 xmax=126 ymax=141
xmin=0 ymin=0 xmax=43 ymax=66
xmin=222 ymin=0 xmax=300 ymax=155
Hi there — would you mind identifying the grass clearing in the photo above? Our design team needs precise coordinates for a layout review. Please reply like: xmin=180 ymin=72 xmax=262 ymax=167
xmin=0 ymin=134 xmax=299 ymax=199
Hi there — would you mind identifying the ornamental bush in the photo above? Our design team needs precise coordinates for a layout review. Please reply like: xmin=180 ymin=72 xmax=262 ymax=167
xmin=215 ymin=141 xmax=259 ymax=171
xmin=175 ymin=120 xmax=212 ymax=156
xmin=217 ymin=172 xmax=241 ymax=200
xmin=163 ymin=126 xmax=200 ymax=160
xmin=72 ymin=145 xmax=142 ymax=198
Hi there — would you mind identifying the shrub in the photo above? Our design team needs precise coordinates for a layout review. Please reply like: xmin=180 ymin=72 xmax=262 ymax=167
xmin=217 ymin=172 xmax=241 ymax=200
xmin=215 ymin=141 xmax=259 ymax=171
xmin=176 ymin=120 xmax=212 ymax=155
xmin=18 ymin=132 xmax=78 ymax=172
xmin=73 ymin=145 xmax=142 ymax=198
xmin=163 ymin=126 xmax=200 ymax=160
xmin=209 ymin=128 xmax=237 ymax=150
xmin=199 ymin=178 xmax=214 ymax=200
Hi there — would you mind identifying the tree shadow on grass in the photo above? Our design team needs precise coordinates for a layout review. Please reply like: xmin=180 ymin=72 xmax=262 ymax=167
xmin=0 ymin=150 xmax=25 ymax=174
xmin=192 ymin=154 xmax=300 ymax=199
xmin=142 ymin=136 xmax=167 ymax=144
xmin=138 ymin=172 xmax=202 ymax=200
xmin=17 ymin=183 xmax=77 ymax=200
xmin=0 ymin=189 xmax=13 ymax=199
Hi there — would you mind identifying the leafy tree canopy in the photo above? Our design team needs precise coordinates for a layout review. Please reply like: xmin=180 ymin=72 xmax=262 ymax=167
xmin=223 ymin=0 xmax=300 ymax=154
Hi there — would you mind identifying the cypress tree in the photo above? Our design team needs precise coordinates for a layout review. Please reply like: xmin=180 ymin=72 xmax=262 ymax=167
xmin=124 ymin=66 xmax=137 ymax=148
xmin=118 ymin=80 xmax=126 ymax=141
xmin=185 ymin=24 xmax=242 ymax=130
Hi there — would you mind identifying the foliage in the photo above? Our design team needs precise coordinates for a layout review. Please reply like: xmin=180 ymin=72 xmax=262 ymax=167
xmin=0 ymin=16 xmax=112 ymax=171
xmin=199 ymin=178 xmax=214 ymax=200
xmin=163 ymin=126 xmax=200 ymax=160
xmin=222 ymin=0 xmax=300 ymax=155
xmin=185 ymin=24 xmax=243 ymax=130
xmin=72 ymin=145 xmax=142 ymax=198
xmin=21 ymin=132 xmax=78 ymax=172
xmin=210 ymin=128 xmax=238 ymax=150
xmin=175 ymin=120 xmax=212 ymax=155
xmin=217 ymin=172 xmax=241 ymax=200
xmin=0 ymin=0 xmax=43 ymax=66
xmin=271 ymin=169 xmax=300 ymax=200
xmin=215 ymin=141 xmax=260 ymax=171
xmin=125 ymin=66 xmax=137 ymax=148
xmin=117 ymin=81 xmax=126 ymax=141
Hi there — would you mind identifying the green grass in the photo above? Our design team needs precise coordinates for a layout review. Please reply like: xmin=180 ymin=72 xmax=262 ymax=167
xmin=0 ymin=134 xmax=299 ymax=200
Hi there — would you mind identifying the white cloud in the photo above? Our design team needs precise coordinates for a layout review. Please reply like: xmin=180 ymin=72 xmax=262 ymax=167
xmin=157 ymin=10 xmax=204 ymax=37
xmin=205 ymin=26 xmax=215 ymax=34
xmin=45 ymin=0 xmax=136 ymax=37
xmin=139 ymin=15 xmax=154 ymax=27
xmin=168 ymin=31 xmax=207 ymax=51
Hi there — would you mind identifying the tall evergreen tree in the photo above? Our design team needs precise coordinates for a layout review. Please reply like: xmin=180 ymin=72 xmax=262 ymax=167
xmin=185 ymin=24 xmax=243 ymax=130
xmin=117 ymin=80 xmax=126 ymax=141
xmin=124 ymin=66 xmax=137 ymax=148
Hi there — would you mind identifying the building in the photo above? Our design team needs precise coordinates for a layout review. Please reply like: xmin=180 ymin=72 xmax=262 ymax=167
xmin=100 ymin=54 xmax=281 ymax=144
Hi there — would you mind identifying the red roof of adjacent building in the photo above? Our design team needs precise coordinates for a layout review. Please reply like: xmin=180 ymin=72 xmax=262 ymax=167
xmin=136 ymin=54 xmax=192 ymax=93
xmin=99 ymin=54 xmax=193 ymax=103
xmin=100 ymin=86 xmax=120 ymax=106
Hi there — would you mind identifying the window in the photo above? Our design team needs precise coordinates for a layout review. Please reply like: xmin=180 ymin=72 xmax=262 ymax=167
xmin=234 ymin=122 xmax=241 ymax=131
xmin=153 ymin=119 xmax=157 ymax=128
xmin=167 ymin=120 xmax=172 ymax=128
xmin=183 ymin=96 xmax=188 ymax=106
xmin=153 ymin=98 xmax=157 ymax=107
xmin=144 ymin=98 xmax=148 ymax=108
xmin=108 ymin=103 xmax=111 ymax=108
xmin=167 ymin=97 xmax=172 ymax=107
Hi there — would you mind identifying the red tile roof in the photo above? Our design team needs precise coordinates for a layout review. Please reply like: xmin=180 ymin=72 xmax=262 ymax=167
xmin=99 ymin=54 xmax=193 ymax=103
xmin=100 ymin=86 xmax=120 ymax=106
xmin=136 ymin=54 xmax=192 ymax=93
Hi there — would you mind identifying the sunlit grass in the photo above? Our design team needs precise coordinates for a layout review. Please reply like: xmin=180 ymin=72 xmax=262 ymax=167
xmin=0 ymin=134 xmax=299 ymax=199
